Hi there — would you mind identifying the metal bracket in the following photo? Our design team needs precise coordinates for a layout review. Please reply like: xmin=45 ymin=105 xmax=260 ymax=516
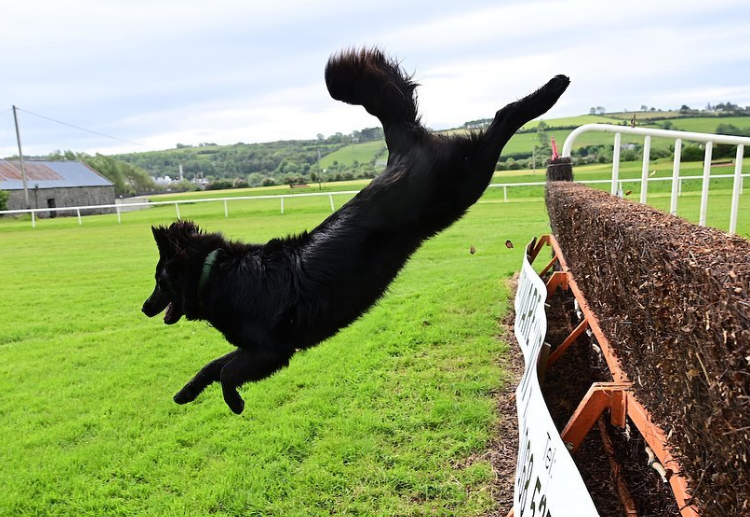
xmin=561 ymin=382 xmax=631 ymax=454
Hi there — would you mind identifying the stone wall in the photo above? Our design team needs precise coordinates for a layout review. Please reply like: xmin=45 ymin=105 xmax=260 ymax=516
xmin=5 ymin=185 xmax=115 ymax=216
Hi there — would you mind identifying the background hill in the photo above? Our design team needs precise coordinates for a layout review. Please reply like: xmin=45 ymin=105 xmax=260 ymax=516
xmin=18 ymin=108 xmax=750 ymax=196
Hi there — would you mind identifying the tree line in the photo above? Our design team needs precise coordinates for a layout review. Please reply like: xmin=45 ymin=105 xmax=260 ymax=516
xmin=112 ymin=127 xmax=386 ymax=194
xmin=7 ymin=109 xmax=749 ymax=198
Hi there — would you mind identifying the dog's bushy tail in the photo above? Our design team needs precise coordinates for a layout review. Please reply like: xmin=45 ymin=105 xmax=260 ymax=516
xmin=325 ymin=48 xmax=419 ymax=129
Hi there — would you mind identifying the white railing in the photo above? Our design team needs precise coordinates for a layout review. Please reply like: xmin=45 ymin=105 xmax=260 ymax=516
xmin=562 ymin=124 xmax=750 ymax=234
xmin=0 ymin=190 xmax=360 ymax=228
xmin=488 ymin=174 xmax=749 ymax=203
xmin=2 ymin=174 xmax=748 ymax=229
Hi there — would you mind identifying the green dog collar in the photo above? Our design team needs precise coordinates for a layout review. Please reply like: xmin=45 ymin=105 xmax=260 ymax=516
xmin=198 ymin=249 xmax=221 ymax=299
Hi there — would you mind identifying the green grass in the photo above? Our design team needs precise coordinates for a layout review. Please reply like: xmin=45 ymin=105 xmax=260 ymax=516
xmin=518 ymin=114 xmax=617 ymax=131
xmin=0 ymin=191 xmax=558 ymax=517
xmin=607 ymin=110 xmax=682 ymax=120
xmin=153 ymin=180 xmax=370 ymax=203
xmin=2 ymin=165 xmax=748 ymax=516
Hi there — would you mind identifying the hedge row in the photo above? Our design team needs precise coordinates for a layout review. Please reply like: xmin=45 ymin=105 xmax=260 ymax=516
xmin=545 ymin=181 xmax=750 ymax=517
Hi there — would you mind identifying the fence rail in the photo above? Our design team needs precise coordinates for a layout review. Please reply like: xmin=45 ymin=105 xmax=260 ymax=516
xmin=1 ymin=174 xmax=747 ymax=229
xmin=0 ymin=190 xmax=360 ymax=228
xmin=562 ymin=123 xmax=750 ymax=234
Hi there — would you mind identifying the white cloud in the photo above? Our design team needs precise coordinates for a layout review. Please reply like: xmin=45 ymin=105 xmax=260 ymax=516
xmin=2 ymin=0 xmax=750 ymax=156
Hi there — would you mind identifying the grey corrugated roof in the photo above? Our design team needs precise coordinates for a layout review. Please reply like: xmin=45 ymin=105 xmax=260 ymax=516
xmin=0 ymin=161 xmax=113 ymax=190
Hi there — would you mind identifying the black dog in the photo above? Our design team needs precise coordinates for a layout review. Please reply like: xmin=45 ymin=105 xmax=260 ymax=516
xmin=143 ymin=48 xmax=569 ymax=414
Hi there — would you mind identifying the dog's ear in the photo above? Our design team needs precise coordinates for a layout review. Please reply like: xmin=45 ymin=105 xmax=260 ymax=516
xmin=152 ymin=226 xmax=171 ymax=254
xmin=169 ymin=220 xmax=201 ymax=235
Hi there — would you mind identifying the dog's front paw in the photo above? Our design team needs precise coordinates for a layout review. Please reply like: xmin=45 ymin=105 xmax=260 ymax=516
xmin=173 ymin=382 xmax=201 ymax=405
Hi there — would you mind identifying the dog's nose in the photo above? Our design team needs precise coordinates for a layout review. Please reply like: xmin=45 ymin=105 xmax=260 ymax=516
xmin=142 ymin=302 xmax=155 ymax=317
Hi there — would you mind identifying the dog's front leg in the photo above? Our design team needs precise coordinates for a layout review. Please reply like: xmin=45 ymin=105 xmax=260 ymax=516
xmin=174 ymin=350 xmax=240 ymax=405
xmin=219 ymin=348 xmax=291 ymax=415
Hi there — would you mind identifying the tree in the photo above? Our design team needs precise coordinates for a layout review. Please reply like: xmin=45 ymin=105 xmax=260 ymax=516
xmin=81 ymin=153 xmax=156 ymax=195
xmin=206 ymin=179 xmax=234 ymax=190
xmin=0 ymin=188 xmax=8 ymax=211
xmin=359 ymin=127 xmax=384 ymax=141
xmin=247 ymin=173 xmax=264 ymax=187
xmin=536 ymin=121 xmax=551 ymax=150
xmin=681 ymin=145 xmax=705 ymax=162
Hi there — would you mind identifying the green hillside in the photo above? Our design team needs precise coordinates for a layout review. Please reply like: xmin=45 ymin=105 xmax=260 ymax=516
xmin=63 ymin=110 xmax=746 ymax=193
xmin=318 ymin=140 xmax=387 ymax=170
xmin=651 ymin=116 xmax=750 ymax=134
xmin=323 ymin=113 xmax=750 ymax=170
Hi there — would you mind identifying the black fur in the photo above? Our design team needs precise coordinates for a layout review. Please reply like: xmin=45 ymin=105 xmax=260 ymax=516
xmin=142 ymin=48 xmax=569 ymax=414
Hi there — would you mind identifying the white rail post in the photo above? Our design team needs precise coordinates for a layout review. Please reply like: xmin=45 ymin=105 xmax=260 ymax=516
xmin=670 ymin=138 xmax=682 ymax=215
xmin=640 ymin=135 xmax=651 ymax=204
xmin=700 ymin=141 xmax=713 ymax=226
xmin=116 ymin=205 xmax=122 ymax=224
xmin=329 ymin=194 xmax=335 ymax=212
xmin=31 ymin=211 xmax=36 ymax=229
xmin=175 ymin=203 xmax=181 ymax=220
xmin=611 ymin=132 xmax=622 ymax=195
xmin=281 ymin=197 xmax=284 ymax=214
xmin=503 ymin=185 xmax=508 ymax=202
xmin=224 ymin=200 xmax=228 ymax=218
xmin=730 ymin=145 xmax=744 ymax=235
xmin=76 ymin=209 xmax=82 ymax=225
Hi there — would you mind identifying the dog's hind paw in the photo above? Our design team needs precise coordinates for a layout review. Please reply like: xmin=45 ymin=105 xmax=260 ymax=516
xmin=222 ymin=387 xmax=246 ymax=415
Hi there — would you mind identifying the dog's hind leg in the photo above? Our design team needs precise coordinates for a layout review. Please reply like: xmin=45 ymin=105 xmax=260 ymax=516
xmin=474 ymin=75 xmax=570 ymax=174
xmin=219 ymin=349 xmax=291 ymax=415
xmin=173 ymin=350 xmax=240 ymax=405
xmin=447 ymin=74 xmax=570 ymax=211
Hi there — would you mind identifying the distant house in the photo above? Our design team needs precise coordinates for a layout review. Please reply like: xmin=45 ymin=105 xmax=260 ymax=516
xmin=0 ymin=160 xmax=115 ymax=216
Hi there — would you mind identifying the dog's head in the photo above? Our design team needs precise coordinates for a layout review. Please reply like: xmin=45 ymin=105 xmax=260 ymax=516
xmin=142 ymin=221 xmax=200 ymax=324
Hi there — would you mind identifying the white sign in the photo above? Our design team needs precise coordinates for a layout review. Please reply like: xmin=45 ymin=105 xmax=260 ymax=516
xmin=512 ymin=242 xmax=599 ymax=517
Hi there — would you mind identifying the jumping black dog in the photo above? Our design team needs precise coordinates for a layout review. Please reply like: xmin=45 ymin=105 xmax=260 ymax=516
xmin=142 ymin=48 xmax=569 ymax=414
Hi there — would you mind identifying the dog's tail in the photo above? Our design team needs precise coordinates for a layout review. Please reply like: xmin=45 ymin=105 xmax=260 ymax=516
xmin=325 ymin=48 xmax=419 ymax=130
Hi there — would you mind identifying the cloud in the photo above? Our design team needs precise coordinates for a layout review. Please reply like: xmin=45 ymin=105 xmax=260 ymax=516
xmin=2 ymin=0 xmax=750 ymax=156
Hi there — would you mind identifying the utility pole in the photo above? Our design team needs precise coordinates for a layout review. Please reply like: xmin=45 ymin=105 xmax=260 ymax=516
xmin=12 ymin=105 xmax=30 ymax=209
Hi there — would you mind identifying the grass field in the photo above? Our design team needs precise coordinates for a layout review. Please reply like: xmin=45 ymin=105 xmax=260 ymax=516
xmin=2 ymin=167 xmax=749 ymax=516
xmin=0 ymin=188 xmax=559 ymax=517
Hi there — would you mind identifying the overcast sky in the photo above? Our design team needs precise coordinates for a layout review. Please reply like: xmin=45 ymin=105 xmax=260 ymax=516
xmin=2 ymin=0 xmax=750 ymax=157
